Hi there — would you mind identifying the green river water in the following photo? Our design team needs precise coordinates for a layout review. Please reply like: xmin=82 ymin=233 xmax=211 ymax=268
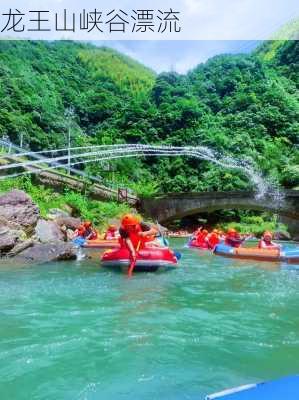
xmin=0 ymin=239 xmax=299 ymax=399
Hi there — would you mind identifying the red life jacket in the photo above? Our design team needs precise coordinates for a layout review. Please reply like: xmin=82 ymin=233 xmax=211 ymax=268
xmin=207 ymin=233 xmax=220 ymax=249
xmin=105 ymin=231 xmax=115 ymax=240
xmin=75 ymin=226 xmax=86 ymax=238
xmin=119 ymin=224 xmax=146 ymax=249
xmin=89 ymin=230 xmax=98 ymax=240
xmin=225 ymin=235 xmax=243 ymax=248
xmin=84 ymin=227 xmax=98 ymax=240
xmin=195 ymin=232 xmax=209 ymax=248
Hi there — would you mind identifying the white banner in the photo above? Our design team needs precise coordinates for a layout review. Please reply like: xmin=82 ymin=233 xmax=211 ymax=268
xmin=0 ymin=0 xmax=298 ymax=40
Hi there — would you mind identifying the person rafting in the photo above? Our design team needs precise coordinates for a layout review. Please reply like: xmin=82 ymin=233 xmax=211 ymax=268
xmin=218 ymin=230 xmax=225 ymax=241
xmin=73 ymin=225 xmax=86 ymax=239
xmin=195 ymin=228 xmax=209 ymax=248
xmin=155 ymin=230 xmax=169 ymax=247
xmin=119 ymin=214 xmax=158 ymax=259
xmin=83 ymin=221 xmax=98 ymax=240
xmin=104 ymin=225 xmax=118 ymax=240
xmin=258 ymin=231 xmax=281 ymax=250
xmin=74 ymin=221 xmax=97 ymax=240
xmin=224 ymin=228 xmax=245 ymax=248
xmin=206 ymin=230 xmax=220 ymax=249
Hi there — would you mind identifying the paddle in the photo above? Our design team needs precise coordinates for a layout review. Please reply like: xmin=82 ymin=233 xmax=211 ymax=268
xmin=128 ymin=241 xmax=141 ymax=277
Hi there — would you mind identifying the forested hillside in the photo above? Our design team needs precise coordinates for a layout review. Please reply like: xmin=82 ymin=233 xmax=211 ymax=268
xmin=0 ymin=40 xmax=298 ymax=195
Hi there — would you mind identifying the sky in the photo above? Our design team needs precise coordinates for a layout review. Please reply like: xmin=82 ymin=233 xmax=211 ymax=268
xmin=91 ymin=40 xmax=261 ymax=74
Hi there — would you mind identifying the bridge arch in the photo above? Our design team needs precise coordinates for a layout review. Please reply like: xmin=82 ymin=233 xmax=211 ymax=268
xmin=140 ymin=191 xmax=299 ymax=224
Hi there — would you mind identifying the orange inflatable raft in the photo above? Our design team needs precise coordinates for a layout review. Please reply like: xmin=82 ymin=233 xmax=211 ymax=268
xmin=214 ymin=244 xmax=299 ymax=264
xmin=83 ymin=239 xmax=120 ymax=249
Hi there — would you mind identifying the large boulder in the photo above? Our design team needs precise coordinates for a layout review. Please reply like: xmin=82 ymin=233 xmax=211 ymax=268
xmin=15 ymin=242 xmax=77 ymax=264
xmin=7 ymin=239 xmax=34 ymax=257
xmin=0 ymin=190 xmax=39 ymax=234
xmin=0 ymin=227 xmax=19 ymax=254
xmin=35 ymin=219 xmax=65 ymax=243
xmin=0 ymin=215 xmax=24 ymax=231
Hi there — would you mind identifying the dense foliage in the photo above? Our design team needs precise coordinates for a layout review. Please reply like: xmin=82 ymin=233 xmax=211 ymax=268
xmin=0 ymin=40 xmax=298 ymax=195
xmin=0 ymin=176 xmax=131 ymax=228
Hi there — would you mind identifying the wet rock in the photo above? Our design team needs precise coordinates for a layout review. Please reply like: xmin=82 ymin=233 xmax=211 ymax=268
xmin=0 ymin=228 xmax=19 ymax=254
xmin=35 ymin=219 xmax=65 ymax=243
xmin=7 ymin=239 xmax=34 ymax=257
xmin=15 ymin=242 xmax=77 ymax=264
xmin=0 ymin=190 xmax=39 ymax=235
xmin=273 ymin=231 xmax=291 ymax=241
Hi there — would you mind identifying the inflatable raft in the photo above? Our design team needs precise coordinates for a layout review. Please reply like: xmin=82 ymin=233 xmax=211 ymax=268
xmin=101 ymin=246 xmax=178 ymax=272
xmin=214 ymin=244 xmax=299 ymax=264
xmin=188 ymin=238 xmax=209 ymax=250
xmin=206 ymin=375 xmax=299 ymax=399
xmin=73 ymin=237 xmax=119 ymax=249
xmin=83 ymin=239 xmax=119 ymax=249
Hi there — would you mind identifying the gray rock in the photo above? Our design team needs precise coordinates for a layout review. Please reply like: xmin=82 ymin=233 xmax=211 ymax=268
xmin=15 ymin=242 xmax=77 ymax=264
xmin=0 ymin=190 xmax=39 ymax=234
xmin=273 ymin=231 xmax=291 ymax=241
xmin=55 ymin=217 xmax=81 ymax=230
xmin=35 ymin=219 xmax=64 ymax=243
xmin=0 ymin=230 xmax=19 ymax=254
xmin=7 ymin=239 xmax=34 ymax=257
xmin=47 ymin=208 xmax=70 ymax=219
xmin=0 ymin=215 xmax=24 ymax=231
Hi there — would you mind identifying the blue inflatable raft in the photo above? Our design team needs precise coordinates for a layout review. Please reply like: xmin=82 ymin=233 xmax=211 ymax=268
xmin=214 ymin=244 xmax=299 ymax=264
xmin=206 ymin=375 xmax=299 ymax=399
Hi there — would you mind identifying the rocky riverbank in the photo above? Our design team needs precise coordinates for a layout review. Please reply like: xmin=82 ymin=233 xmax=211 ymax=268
xmin=0 ymin=189 xmax=80 ymax=264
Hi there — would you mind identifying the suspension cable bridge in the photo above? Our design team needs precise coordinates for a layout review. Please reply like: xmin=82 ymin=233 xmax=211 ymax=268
xmin=0 ymin=139 xmax=279 ymax=200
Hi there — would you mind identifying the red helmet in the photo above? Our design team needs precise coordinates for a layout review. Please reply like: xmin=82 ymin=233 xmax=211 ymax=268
xmin=121 ymin=214 xmax=140 ymax=227
xmin=84 ymin=221 xmax=92 ymax=228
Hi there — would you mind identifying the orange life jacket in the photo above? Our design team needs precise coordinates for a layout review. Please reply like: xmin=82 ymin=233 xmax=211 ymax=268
xmin=119 ymin=224 xmax=153 ymax=249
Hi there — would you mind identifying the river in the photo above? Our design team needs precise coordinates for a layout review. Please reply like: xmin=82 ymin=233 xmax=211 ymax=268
xmin=0 ymin=239 xmax=298 ymax=399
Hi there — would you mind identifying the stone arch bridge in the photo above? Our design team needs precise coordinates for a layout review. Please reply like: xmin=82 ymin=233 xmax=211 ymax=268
xmin=140 ymin=190 xmax=299 ymax=233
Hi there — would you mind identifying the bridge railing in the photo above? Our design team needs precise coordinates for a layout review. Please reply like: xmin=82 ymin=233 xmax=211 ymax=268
xmin=0 ymin=139 xmax=135 ymax=195
xmin=149 ymin=190 xmax=298 ymax=200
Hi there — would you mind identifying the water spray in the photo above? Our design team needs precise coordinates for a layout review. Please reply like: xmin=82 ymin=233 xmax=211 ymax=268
xmin=0 ymin=143 xmax=279 ymax=199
